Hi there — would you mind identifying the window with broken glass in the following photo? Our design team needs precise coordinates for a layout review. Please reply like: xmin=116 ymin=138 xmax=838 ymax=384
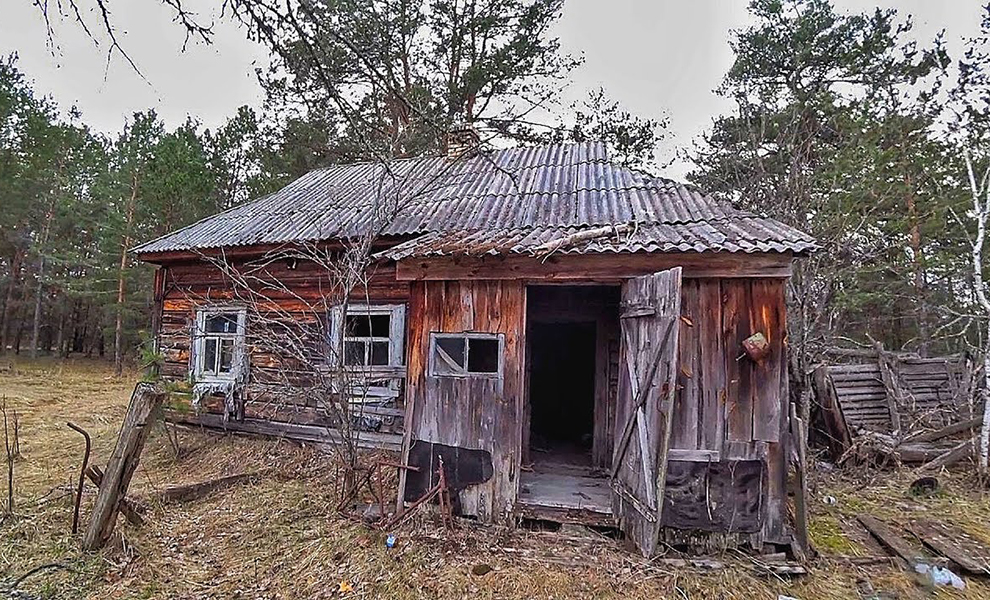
xmin=330 ymin=305 xmax=406 ymax=369
xmin=429 ymin=333 xmax=503 ymax=378
xmin=194 ymin=309 xmax=246 ymax=381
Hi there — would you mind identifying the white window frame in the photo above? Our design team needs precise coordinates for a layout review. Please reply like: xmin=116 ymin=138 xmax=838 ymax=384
xmin=192 ymin=307 xmax=247 ymax=383
xmin=329 ymin=304 xmax=406 ymax=369
xmin=428 ymin=332 xmax=504 ymax=379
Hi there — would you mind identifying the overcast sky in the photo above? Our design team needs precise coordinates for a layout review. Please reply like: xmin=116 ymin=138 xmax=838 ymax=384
xmin=1 ymin=1 xmax=982 ymax=178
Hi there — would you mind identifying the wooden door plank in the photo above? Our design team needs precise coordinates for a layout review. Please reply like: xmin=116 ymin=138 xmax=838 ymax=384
xmin=672 ymin=279 xmax=700 ymax=450
xmin=697 ymin=280 xmax=724 ymax=452
xmin=722 ymin=280 xmax=753 ymax=443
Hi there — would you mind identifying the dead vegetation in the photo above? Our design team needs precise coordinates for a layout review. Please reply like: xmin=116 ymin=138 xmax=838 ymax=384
xmin=1 ymin=359 xmax=989 ymax=598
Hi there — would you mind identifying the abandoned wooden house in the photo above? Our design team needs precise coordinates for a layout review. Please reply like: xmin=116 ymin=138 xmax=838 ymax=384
xmin=133 ymin=132 xmax=816 ymax=555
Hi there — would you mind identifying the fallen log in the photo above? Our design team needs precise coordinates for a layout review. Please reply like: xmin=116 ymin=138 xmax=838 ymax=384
xmin=531 ymin=223 xmax=633 ymax=256
xmin=915 ymin=437 xmax=976 ymax=472
xmin=159 ymin=471 xmax=262 ymax=503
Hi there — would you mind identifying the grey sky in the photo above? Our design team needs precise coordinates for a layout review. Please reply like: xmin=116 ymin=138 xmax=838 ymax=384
xmin=1 ymin=1 xmax=982 ymax=178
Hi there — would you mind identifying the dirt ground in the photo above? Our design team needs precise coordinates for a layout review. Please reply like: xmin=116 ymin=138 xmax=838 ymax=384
xmin=0 ymin=358 xmax=987 ymax=599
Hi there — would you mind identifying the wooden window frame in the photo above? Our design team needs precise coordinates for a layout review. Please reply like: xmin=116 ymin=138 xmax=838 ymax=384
xmin=329 ymin=304 xmax=406 ymax=370
xmin=428 ymin=332 xmax=504 ymax=379
xmin=192 ymin=307 xmax=247 ymax=383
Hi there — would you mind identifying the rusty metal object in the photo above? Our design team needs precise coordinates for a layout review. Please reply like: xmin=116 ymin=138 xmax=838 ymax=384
xmin=742 ymin=332 xmax=770 ymax=362
xmin=380 ymin=456 xmax=453 ymax=531
xmin=66 ymin=422 xmax=91 ymax=534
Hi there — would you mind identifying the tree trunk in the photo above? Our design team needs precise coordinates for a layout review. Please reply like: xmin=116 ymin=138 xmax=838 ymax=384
xmin=906 ymin=188 xmax=928 ymax=355
xmin=0 ymin=250 xmax=23 ymax=354
xmin=114 ymin=171 xmax=140 ymax=377
xmin=30 ymin=202 xmax=57 ymax=359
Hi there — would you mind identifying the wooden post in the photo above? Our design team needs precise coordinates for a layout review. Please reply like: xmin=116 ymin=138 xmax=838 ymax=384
xmin=789 ymin=403 xmax=810 ymax=560
xmin=82 ymin=383 xmax=164 ymax=551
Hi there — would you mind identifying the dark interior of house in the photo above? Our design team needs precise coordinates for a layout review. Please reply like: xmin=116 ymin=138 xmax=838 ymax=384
xmin=528 ymin=321 xmax=596 ymax=465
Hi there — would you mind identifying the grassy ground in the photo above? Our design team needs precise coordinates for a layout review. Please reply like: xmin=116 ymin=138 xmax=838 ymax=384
xmin=0 ymin=358 xmax=987 ymax=599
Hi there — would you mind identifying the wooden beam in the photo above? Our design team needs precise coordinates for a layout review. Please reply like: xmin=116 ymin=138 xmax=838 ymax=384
xmin=164 ymin=411 xmax=403 ymax=451
xmin=789 ymin=404 xmax=810 ymax=560
xmin=395 ymin=252 xmax=794 ymax=281
xmin=83 ymin=383 xmax=165 ymax=550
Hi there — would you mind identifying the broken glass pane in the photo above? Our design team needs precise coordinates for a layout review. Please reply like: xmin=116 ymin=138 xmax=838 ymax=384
xmin=434 ymin=336 xmax=466 ymax=373
xmin=218 ymin=339 xmax=234 ymax=373
xmin=203 ymin=338 xmax=218 ymax=374
xmin=468 ymin=337 xmax=499 ymax=373
xmin=344 ymin=341 xmax=366 ymax=366
xmin=205 ymin=313 xmax=239 ymax=334
xmin=345 ymin=314 xmax=371 ymax=337
xmin=370 ymin=341 xmax=390 ymax=365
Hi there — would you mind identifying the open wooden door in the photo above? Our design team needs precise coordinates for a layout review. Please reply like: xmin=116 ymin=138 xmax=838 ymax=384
xmin=611 ymin=267 xmax=682 ymax=557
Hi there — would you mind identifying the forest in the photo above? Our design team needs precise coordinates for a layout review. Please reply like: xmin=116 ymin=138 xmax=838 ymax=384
xmin=2 ymin=0 xmax=990 ymax=386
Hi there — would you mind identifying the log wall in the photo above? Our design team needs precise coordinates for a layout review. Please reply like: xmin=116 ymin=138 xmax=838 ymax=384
xmin=157 ymin=258 xmax=410 ymax=434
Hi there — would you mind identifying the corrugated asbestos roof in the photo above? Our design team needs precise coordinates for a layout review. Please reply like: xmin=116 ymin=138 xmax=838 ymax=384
xmin=132 ymin=141 xmax=816 ymax=256
xmin=378 ymin=218 xmax=817 ymax=259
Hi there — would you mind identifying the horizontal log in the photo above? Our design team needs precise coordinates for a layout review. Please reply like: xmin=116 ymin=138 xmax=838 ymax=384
xmin=164 ymin=411 xmax=402 ymax=451
xmin=395 ymin=252 xmax=793 ymax=281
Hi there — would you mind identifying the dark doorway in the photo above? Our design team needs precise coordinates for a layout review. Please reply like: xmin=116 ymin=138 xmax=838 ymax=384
xmin=528 ymin=321 xmax=596 ymax=466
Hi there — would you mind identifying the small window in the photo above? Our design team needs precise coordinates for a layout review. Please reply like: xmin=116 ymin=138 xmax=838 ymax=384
xmin=330 ymin=304 xmax=405 ymax=369
xmin=194 ymin=309 xmax=246 ymax=381
xmin=430 ymin=333 xmax=503 ymax=377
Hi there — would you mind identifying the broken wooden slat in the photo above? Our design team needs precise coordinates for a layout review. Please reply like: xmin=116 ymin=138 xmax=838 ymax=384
xmin=83 ymin=383 xmax=165 ymax=551
xmin=910 ymin=519 xmax=990 ymax=576
xmin=857 ymin=514 xmax=928 ymax=566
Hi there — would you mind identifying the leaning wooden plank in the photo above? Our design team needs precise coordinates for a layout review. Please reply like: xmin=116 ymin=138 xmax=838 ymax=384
xmin=915 ymin=437 xmax=975 ymax=472
xmin=84 ymin=465 xmax=144 ymax=527
xmin=910 ymin=520 xmax=990 ymax=576
xmin=857 ymin=514 xmax=927 ymax=566
xmin=905 ymin=418 xmax=982 ymax=444
xmin=159 ymin=471 xmax=262 ymax=503
xmin=83 ymin=383 xmax=165 ymax=550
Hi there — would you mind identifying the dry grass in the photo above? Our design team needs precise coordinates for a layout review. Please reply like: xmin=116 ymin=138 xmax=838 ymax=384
xmin=0 ymin=358 xmax=988 ymax=598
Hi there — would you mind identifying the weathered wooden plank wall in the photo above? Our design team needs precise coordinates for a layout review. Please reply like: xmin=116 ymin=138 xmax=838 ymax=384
xmin=401 ymin=280 xmax=525 ymax=523
xmin=668 ymin=278 xmax=788 ymax=543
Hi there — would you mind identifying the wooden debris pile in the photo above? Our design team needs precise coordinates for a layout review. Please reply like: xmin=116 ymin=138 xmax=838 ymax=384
xmin=812 ymin=351 xmax=980 ymax=467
